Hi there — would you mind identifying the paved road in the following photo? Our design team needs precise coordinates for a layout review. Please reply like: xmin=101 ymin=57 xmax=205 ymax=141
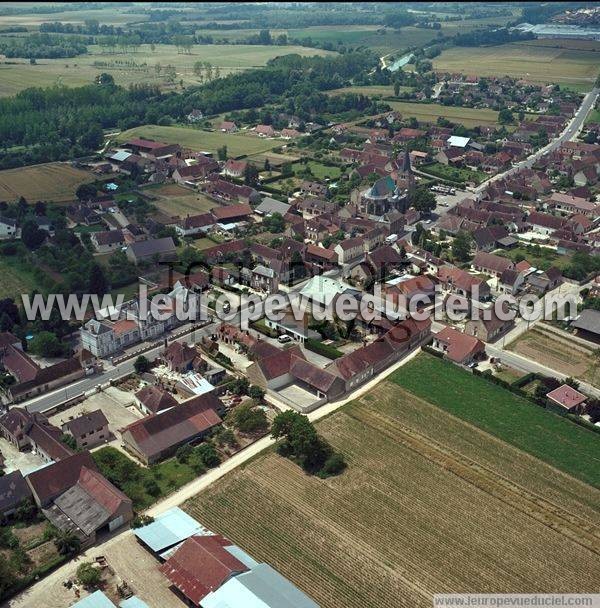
xmin=22 ymin=321 xmax=216 ymax=414
xmin=20 ymin=268 xmax=341 ymax=414
xmin=485 ymin=345 xmax=600 ymax=399
xmin=471 ymin=86 xmax=600 ymax=198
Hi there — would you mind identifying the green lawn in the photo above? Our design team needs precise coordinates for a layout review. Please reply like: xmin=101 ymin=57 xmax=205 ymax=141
xmin=0 ymin=42 xmax=335 ymax=97
xmin=495 ymin=245 xmax=572 ymax=271
xmin=295 ymin=160 xmax=342 ymax=180
xmin=421 ymin=162 xmax=487 ymax=185
xmin=586 ymin=108 xmax=600 ymax=125
xmin=192 ymin=237 xmax=217 ymax=251
xmin=92 ymin=446 xmax=198 ymax=510
xmin=117 ymin=125 xmax=283 ymax=158
xmin=327 ymin=84 xmax=414 ymax=97
xmin=0 ymin=254 xmax=39 ymax=300
xmin=392 ymin=353 xmax=600 ymax=488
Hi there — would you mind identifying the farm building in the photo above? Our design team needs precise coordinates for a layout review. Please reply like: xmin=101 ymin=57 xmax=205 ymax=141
xmin=134 ymin=507 xmax=211 ymax=556
xmin=61 ymin=409 xmax=109 ymax=450
xmin=121 ymin=394 xmax=222 ymax=464
xmin=571 ymin=309 xmax=600 ymax=343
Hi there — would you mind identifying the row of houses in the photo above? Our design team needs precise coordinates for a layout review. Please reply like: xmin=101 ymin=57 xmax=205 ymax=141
xmin=0 ymin=332 xmax=94 ymax=403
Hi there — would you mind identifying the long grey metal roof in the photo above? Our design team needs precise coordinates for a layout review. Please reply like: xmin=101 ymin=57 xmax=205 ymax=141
xmin=133 ymin=507 xmax=210 ymax=553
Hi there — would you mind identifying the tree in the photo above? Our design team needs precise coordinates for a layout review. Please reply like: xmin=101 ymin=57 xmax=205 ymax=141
xmin=411 ymin=185 xmax=436 ymax=215
xmin=271 ymin=411 xmax=333 ymax=474
xmin=29 ymin=331 xmax=64 ymax=357
xmin=586 ymin=398 xmax=600 ymax=423
xmin=262 ymin=212 xmax=285 ymax=233
xmin=95 ymin=72 xmax=114 ymax=86
xmin=21 ymin=220 xmax=45 ymax=250
xmin=248 ymin=385 xmax=265 ymax=401
xmin=564 ymin=377 xmax=580 ymax=390
xmin=498 ymin=108 xmax=514 ymax=125
xmin=214 ymin=427 xmax=238 ymax=449
xmin=132 ymin=514 xmax=154 ymax=528
xmin=244 ymin=164 xmax=259 ymax=187
xmin=76 ymin=562 xmax=102 ymax=588
xmin=14 ymin=499 xmax=36 ymax=523
xmin=452 ymin=231 xmax=473 ymax=263
xmin=194 ymin=443 xmax=220 ymax=468
xmin=228 ymin=402 xmax=268 ymax=434
xmin=320 ymin=452 xmax=347 ymax=477
xmin=61 ymin=433 xmax=78 ymax=451
xmin=144 ymin=477 xmax=160 ymax=497
xmin=394 ymin=81 xmax=400 ymax=97
xmin=89 ymin=263 xmax=108 ymax=296
xmin=230 ymin=377 xmax=249 ymax=395
xmin=0 ymin=553 xmax=13 ymax=599
xmin=54 ymin=530 xmax=80 ymax=555
xmin=176 ymin=443 xmax=193 ymax=463
xmin=134 ymin=355 xmax=151 ymax=374
xmin=217 ymin=145 xmax=228 ymax=161
xmin=75 ymin=183 xmax=97 ymax=201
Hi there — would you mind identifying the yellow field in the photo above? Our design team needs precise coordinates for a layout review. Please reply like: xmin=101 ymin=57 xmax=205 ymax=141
xmin=147 ymin=184 xmax=216 ymax=218
xmin=185 ymin=381 xmax=600 ymax=608
xmin=0 ymin=162 xmax=96 ymax=203
xmin=386 ymin=101 xmax=500 ymax=127
xmin=433 ymin=42 xmax=600 ymax=86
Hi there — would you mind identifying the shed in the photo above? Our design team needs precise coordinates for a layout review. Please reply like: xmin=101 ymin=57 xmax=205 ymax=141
xmin=72 ymin=590 xmax=116 ymax=608
xmin=134 ymin=507 xmax=210 ymax=554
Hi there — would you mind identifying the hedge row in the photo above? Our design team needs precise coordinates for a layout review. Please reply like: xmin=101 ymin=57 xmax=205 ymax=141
xmin=422 ymin=344 xmax=444 ymax=358
xmin=473 ymin=368 xmax=546 ymax=407
xmin=305 ymin=338 xmax=343 ymax=360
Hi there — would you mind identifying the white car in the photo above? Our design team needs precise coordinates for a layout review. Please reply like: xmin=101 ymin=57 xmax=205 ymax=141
xmin=278 ymin=335 xmax=292 ymax=343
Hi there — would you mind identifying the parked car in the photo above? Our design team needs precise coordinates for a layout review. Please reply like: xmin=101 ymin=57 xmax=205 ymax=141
xmin=278 ymin=334 xmax=292 ymax=343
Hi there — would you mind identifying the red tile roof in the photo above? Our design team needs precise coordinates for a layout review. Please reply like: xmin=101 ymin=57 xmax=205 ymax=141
xmin=77 ymin=466 xmax=131 ymax=515
xmin=122 ymin=394 xmax=222 ymax=461
xmin=434 ymin=327 xmax=485 ymax=364
xmin=211 ymin=203 xmax=253 ymax=221
xmin=135 ymin=385 xmax=178 ymax=414
xmin=546 ymin=385 xmax=587 ymax=410
xmin=26 ymin=451 xmax=98 ymax=505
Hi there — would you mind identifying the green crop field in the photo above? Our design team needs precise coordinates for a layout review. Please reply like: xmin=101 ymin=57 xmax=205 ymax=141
xmin=433 ymin=41 xmax=600 ymax=87
xmin=0 ymin=43 xmax=336 ymax=97
xmin=0 ymin=255 xmax=38 ymax=300
xmin=0 ymin=162 xmax=97 ymax=203
xmin=421 ymin=162 xmax=487 ymax=185
xmin=117 ymin=125 xmax=284 ymax=158
xmin=391 ymin=353 xmax=600 ymax=488
xmin=185 ymin=379 xmax=600 ymax=608
xmin=386 ymin=100 xmax=500 ymax=127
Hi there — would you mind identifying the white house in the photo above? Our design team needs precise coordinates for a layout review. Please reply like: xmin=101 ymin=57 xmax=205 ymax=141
xmin=0 ymin=217 xmax=18 ymax=240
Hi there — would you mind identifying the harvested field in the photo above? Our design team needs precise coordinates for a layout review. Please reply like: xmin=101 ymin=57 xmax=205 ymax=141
xmin=507 ymin=325 xmax=597 ymax=384
xmin=386 ymin=101 xmax=499 ymax=128
xmin=433 ymin=42 xmax=600 ymax=86
xmin=0 ymin=162 xmax=96 ymax=203
xmin=185 ymin=381 xmax=600 ymax=608
xmin=147 ymin=184 xmax=216 ymax=217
